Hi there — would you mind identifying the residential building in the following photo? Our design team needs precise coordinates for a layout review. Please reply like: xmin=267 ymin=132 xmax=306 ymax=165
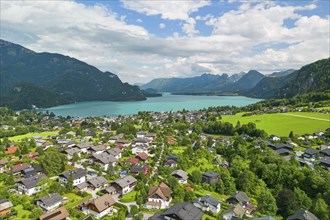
xmin=39 ymin=206 xmax=69 ymax=220
xmin=226 ymin=191 xmax=250 ymax=207
xmin=0 ymin=198 xmax=13 ymax=216
xmin=64 ymin=148 xmax=81 ymax=160
xmin=145 ymin=182 xmax=172 ymax=209
xmin=0 ymin=159 xmax=8 ymax=173
xmin=223 ymin=204 xmax=246 ymax=220
xmin=287 ymin=210 xmax=319 ymax=220
xmin=82 ymin=194 xmax=116 ymax=219
xmin=193 ymin=195 xmax=221 ymax=213
xmin=319 ymin=156 xmax=330 ymax=171
xmin=130 ymin=164 xmax=149 ymax=175
xmin=107 ymin=148 xmax=122 ymax=160
xmin=171 ymin=170 xmax=188 ymax=184
xmin=87 ymin=176 xmax=108 ymax=190
xmin=36 ymin=193 xmax=64 ymax=211
xmin=12 ymin=163 xmax=30 ymax=175
xmin=59 ymin=168 xmax=87 ymax=186
xmin=110 ymin=175 xmax=137 ymax=195
xmin=252 ymin=217 xmax=277 ymax=220
xmin=92 ymin=152 xmax=117 ymax=170
xmin=17 ymin=174 xmax=47 ymax=196
xmin=202 ymin=171 xmax=219 ymax=184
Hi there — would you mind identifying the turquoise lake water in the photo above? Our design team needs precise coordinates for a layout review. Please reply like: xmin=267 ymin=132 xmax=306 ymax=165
xmin=43 ymin=94 xmax=262 ymax=117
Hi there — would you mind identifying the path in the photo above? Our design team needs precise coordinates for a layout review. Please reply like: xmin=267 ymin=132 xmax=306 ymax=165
xmin=283 ymin=113 xmax=330 ymax=122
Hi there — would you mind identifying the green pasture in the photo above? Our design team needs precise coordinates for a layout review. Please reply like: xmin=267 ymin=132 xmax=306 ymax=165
xmin=6 ymin=131 xmax=58 ymax=141
xmin=221 ymin=112 xmax=329 ymax=137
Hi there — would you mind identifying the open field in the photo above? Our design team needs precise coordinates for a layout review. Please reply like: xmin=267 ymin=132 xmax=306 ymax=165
xmin=5 ymin=131 xmax=59 ymax=141
xmin=221 ymin=112 xmax=329 ymax=137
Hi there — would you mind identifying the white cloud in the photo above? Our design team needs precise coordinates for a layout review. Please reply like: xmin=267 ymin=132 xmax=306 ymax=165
xmin=159 ymin=23 xmax=166 ymax=29
xmin=1 ymin=1 xmax=328 ymax=83
xmin=121 ymin=0 xmax=211 ymax=20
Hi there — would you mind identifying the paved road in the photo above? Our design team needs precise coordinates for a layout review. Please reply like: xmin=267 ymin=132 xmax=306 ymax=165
xmin=284 ymin=113 xmax=330 ymax=122
xmin=150 ymin=141 xmax=164 ymax=179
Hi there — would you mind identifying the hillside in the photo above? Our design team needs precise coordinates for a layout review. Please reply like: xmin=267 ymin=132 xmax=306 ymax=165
xmin=0 ymin=39 xmax=146 ymax=109
xmin=246 ymin=58 xmax=330 ymax=98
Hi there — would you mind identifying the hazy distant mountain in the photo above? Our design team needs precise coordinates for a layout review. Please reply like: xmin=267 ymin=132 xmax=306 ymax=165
xmin=246 ymin=58 xmax=330 ymax=98
xmin=225 ymin=70 xmax=265 ymax=92
xmin=269 ymin=69 xmax=295 ymax=77
xmin=0 ymin=39 xmax=146 ymax=109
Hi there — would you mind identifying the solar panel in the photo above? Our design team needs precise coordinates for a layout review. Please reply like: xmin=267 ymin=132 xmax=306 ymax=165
xmin=43 ymin=211 xmax=62 ymax=220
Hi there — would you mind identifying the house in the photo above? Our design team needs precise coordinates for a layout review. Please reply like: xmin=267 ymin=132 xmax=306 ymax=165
xmin=164 ymin=160 xmax=177 ymax=168
xmin=145 ymin=182 xmax=172 ymax=209
xmin=193 ymin=195 xmax=221 ymax=214
xmin=39 ymin=206 xmax=69 ymax=220
xmin=5 ymin=146 xmax=18 ymax=155
xmin=269 ymin=135 xmax=280 ymax=142
xmin=166 ymin=154 xmax=179 ymax=162
xmin=148 ymin=202 xmax=204 ymax=220
xmin=17 ymin=174 xmax=48 ymax=196
xmin=171 ymin=170 xmax=188 ymax=184
xmin=137 ymin=131 xmax=148 ymax=138
xmin=101 ymin=186 xmax=117 ymax=195
xmin=21 ymin=152 xmax=39 ymax=160
xmin=145 ymin=133 xmax=157 ymax=141
xmin=252 ymin=216 xmax=277 ymax=220
xmin=107 ymin=148 xmax=122 ymax=160
xmin=0 ymin=159 xmax=8 ymax=173
xmin=226 ymin=191 xmax=250 ymax=207
xmin=21 ymin=166 xmax=43 ymax=178
xmin=75 ymin=182 xmax=89 ymax=191
xmin=137 ymin=152 xmax=149 ymax=161
xmin=88 ymin=145 xmax=107 ymax=155
xmin=12 ymin=163 xmax=31 ymax=175
xmin=223 ymin=204 xmax=245 ymax=220
xmin=319 ymin=156 xmax=330 ymax=171
xmin=132 ymin=145 xmax=149 ymax=155
xmin=92 ymin=153 xmax=117 ymax=170
xmin=320 ymin=148 xmax=330 ymax=157
xmin=36 ymin=193 xmax=64 ymax=211
xmin=202 ymin=171 xmax=219 ymax=184
xmin=87 ymin=176 xmax=108 ymax=190
xmin=110 ymin=175 xmax=137 ymax=195
xmin=76 ymin=143 xmax=93 ymax=153
xmin=303 ymin=148 xmax=319 ymax=160
xmin=130 ymin=164 xmax=149 ymax=175
xmin=115 ymin=139 xmax=131 ymax=147
xmin=59 ymin=168 xmax=87 ymax=186
xmin=287 ymin=210 xmax=319 ymax=220
xmin=126 ymin=158 xmax=140 ymax=165
xmin=108 ymin=134 xmax=124 ymax=143
xmin=0 ymin=198 xmax=13 ymax=216
xmin=81 ymin=194 xmax=116 ymax=219
xmin=64 ymin=148 xmax=81 ymax=160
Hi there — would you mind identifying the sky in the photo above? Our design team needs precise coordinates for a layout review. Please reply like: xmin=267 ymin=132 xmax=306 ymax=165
xmin=1 ymin=0 xmax=329 ymax=84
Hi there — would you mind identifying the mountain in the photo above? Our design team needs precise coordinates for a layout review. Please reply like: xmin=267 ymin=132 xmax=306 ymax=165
xmin=0 ymin=39 xmax=146 ymax=109
xmin=224 ymin=70 xmax=265 ymax=92
xmin=246 ymin=58 xmax=330 ymax=98
xmin=269 ymin=69 xmax=295 ymax=77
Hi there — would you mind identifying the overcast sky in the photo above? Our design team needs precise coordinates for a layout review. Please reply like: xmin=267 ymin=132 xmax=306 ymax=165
xmin=1 ymin=0 xmax=329 ymax=83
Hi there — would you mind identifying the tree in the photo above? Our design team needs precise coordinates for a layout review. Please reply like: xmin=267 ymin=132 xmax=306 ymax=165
xmin=49 ymin=181 xmax=66 ymax=194
xmin=38 ymin=148 xmax=67 ymax=176
xmin=190 ymin=170 xmax=202 ymax=184
xmin=294 ymin=187 xmax=312 ymax=210
xmin=257 ymin=189 xmax=277 ymax=215
xmin=66 ymin=172 xmax=74 ymax=192
xmin=29 ymin=208 xmax=43 ymax=219
xmin=184 ymin=190 xmax=195 ymax=201
xmin=312 ymin=195 xmax=330 ymax=220
xmin=130 ymin=205 xmax=139 ymax=216
xmin=276 ymin=188 xmax=298 ymax=217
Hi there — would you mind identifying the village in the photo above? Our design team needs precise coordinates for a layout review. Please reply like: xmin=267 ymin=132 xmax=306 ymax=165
xmin=0 ymin=108 xmax=329 ymax=220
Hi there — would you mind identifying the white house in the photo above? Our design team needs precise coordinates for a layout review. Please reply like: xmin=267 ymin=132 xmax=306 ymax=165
xmin=92 ymin=152 xmax=117 ymax=171
xmin=110 ymin=175 xmax=137 ymax=195
xmin=82 ymin=194 xmax=116 ymax=219
xmin=59 ymin=168 xmax=87 ymax=186
xmin=145 ymin=182 xmax=172 ymax=209
xmin=223 ymin=204 xmax=245 ymax=220
xmin=107 ymin=148 xmax=122 ymax=160
xmin=193 ymin=195 xmax=221 ymax=214
xmin=36 ymin=193 xmax=64 ymax=211
xmin=171 ymin=170 xmax=188 ymax=184
xmin=17 ymin=174 xmax=47 ymax=196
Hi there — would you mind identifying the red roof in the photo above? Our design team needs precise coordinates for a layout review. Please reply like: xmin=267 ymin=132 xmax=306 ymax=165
xmin=185 ymin=186 xmax=194 ymax=191
xmin=127 ymin=158 xmax=140 ymax=164
xmin=138 ymin=152 xmax=149 ymax=161
xmin=5 ymin=147 xmax=18 ymax=155
xmin=114 ymin=145 xmax=125 ymax=150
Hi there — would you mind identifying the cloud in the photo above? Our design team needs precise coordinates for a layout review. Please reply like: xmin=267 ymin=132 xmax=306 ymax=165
xmin=121 ymin=0 xmax=211 ymax=20
xmin=159 ymin=23 xmax=166 ymax=29
xmin=1 ymin=0 xmax=328 ymax=83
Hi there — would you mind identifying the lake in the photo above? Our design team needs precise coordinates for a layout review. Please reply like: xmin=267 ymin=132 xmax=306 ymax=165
xmin=43 ymin=94 xmax=262 ymax=117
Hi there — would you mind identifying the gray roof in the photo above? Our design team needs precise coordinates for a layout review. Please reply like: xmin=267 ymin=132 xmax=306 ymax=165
xmin=130 ymin=164 xmax=149 ymax=173
xmin=223 ymin=204 xmax=245 ymax=217
xmin=304 ymin=148 xmax=319 ymax=155
xmin=36 ymin=193 xmax=63 ymax=207
xmin=18 ymin=174 xmax=47 ymax=189
xmin=203 ymin=171 xmax=219 ymax=178
xmin=88 ymin=176 xmax=108 ymax=188
xmin=162 ymin=202 xmax=204 ymax=220
xmin=93 ymin=152 xmax=117 ymax=164
xmin=75 ymin=182 xmax=89 ymax=190
xmin=193 ymin=195 xmax=220 ymax=207
xmin=227 ymin=191 xmax=250 ymax=204
xmin=89 ymin=145 xmax=106 ymax=152
xmin=107 ymin=148 xmax=122 ymax=156
xmin=101 ymin=186 xmax=116 ymax=194
xmin=321 ymin=148 xmax=330 ymax=156
xmin=0 ymin=198 xmax=13 ymax=212
xmin=171 ymin=170 xmax=188 ymax=180
xmin=287 ymin=210 xmax=319 ymax=220
xmin=320 ymin=156 xmax=330 ymax=165
xmin=112 ymin=175 xmax=137 ymax=188
xmin=76 ymin=143 xmax=93 ymax=149
xmin=65 ymin=147 xmax=81 ymax=155
xmin=253 ymin=217 xmax=277 ymax=220
xmin=60 ymin=168 xmax=87 ymax=180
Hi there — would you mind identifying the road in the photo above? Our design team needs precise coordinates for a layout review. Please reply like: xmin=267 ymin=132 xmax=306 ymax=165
xmin=284 ymin=113 xmax=330 ymax=122
xmin=150 ymin=140 xmax=164 ymax=179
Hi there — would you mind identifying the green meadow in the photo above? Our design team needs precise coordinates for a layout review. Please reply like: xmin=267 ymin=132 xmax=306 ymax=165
xmin=221 ymin=112 xmax=329 ymax=137
xmin=6 ymin=131 xmax=58 ymax=141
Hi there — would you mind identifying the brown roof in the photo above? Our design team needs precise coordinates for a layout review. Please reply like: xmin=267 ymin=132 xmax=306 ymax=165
xmin=138 ymin=152 xmax=149 ymax=160
xmin=148 ymin=182 xmax=172 ymax=201
xmin=39 ymin=206 xmax=69 ymax=220
xmin=5 ymin=147 xmax=18 ymax=155
xmin=21 ymin=152 xmax=39 ymax=159
xmin=12 ymin=163 xmax=30 ymax=173
xmin=85 ymin=194 xmax=116 ymax=213
xmin=0 ymin=159 xmax=9 ymax=165
xmin=127 ymin=158 xmax=139 ymax=164
xmin=145 ymin=201 xmax=161 ymax=208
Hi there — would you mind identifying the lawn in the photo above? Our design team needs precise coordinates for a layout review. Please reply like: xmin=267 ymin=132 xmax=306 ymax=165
xmin=120 ymin=190 xmax=137 ymax=203
xmin=64 ymin=193 xmax=90 ymax=209
xmin=172 ymin=146 xmax=186 ymax=154
xmin=221 ymin=112 xmax=329 ymax=137
xmin=194 ymin=189 xmax=228 ymax=201
xmin=186 ymin=158 xmax=215 ymax=174
xmin=202 ymin=214 xmax=217 ymax=220
xmin=6 ymin=131 xmax=59 ymax=141
xmin=13 ymin=204 xmax=32 ymax=219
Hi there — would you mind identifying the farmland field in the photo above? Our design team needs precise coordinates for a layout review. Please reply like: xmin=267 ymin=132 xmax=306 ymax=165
xmin=221 ymin=112 xmax=330 ymax=137
xmin=5 ymin=131 xmax=58 ymax=141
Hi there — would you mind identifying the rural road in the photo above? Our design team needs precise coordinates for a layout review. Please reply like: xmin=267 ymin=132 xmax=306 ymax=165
xmin=284 ymin=113 xmax=330 ymax=122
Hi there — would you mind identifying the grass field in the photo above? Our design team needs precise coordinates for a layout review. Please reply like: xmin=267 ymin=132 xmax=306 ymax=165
xmin=6 ymin=131 xmax=59 ymax=141
xmin=195 ymin=189 xmax=228 ymax=201
xmin=221 ymin=112 xmax=329 ymax=137
xmin=120 ymin=190 xmax=137 ymax=203
xmin=13 ymin=204 xmax=32 ymax=219
xmin=186 ymin=158 xmax=215 ymax=174
xmin=64 ymin=193 xmax=90 ymax=209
